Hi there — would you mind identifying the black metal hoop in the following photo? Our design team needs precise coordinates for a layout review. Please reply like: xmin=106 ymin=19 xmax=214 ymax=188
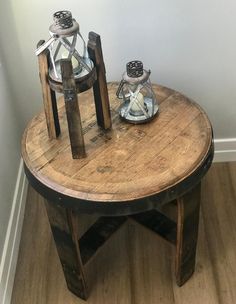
xmin=53 ymin=11 xmax=73 ymax=29
xmin=126 ymin=60 xmax=143 ymax=78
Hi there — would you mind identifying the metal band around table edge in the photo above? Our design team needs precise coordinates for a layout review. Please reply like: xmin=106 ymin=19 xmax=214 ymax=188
xmin=23 ymin=139 xmax=214 ymax=216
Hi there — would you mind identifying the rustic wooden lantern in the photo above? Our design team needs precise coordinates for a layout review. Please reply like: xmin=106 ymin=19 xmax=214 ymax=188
xmin=35 ymin=10 xmax=111 ymax=159
xmin=116 ymin=60 xmax=159 ymax=124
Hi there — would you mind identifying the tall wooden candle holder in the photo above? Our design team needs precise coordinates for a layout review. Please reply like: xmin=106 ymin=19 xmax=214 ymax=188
xmin=36 ymin=11 xmax=111 ymax=159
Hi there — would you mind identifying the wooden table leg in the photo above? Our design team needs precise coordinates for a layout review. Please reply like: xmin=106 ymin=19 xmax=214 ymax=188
xmin=60 ymin=59 xmax=86 ymax=159
xmin=44 ymin=201 xmax=88 ymax=300
xmin=175 ymin=182 xmax=201 ymax=286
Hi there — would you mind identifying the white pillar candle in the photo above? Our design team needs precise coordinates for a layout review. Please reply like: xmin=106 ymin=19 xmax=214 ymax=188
xmin=61 ymin=50 xmax=79 ymax=69
xmin=130 ymin=92 xmax=144 ymax=112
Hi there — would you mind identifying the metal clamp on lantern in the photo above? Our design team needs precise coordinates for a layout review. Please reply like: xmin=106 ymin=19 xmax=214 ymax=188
xmin=116 ymin=61 xmax=159 ymax=124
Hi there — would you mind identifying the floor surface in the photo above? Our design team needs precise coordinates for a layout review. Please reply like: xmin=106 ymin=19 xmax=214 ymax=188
xmin=11 ymin=162 xmax=236 ymax=304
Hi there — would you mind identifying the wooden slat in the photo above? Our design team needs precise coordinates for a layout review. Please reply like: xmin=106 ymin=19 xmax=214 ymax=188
xmin=172 ymin=211 xmax=220 ymax=304
xmin=50 ymin=88 xmax=61 ymax=136
xmin=130 ymin=210 xmax=176 ymax=244
xmin=37 ymin=40 xmax=60 ymax=139
xmin=44 ymin=200 xmax=88 ymax=299
xmin=79 ymin=216 xmax=127 ymax=264
xmin=87 ymin=32 xmax=112 ymax=130
xmin=60 ymin=59 xmax=86 ymax=159
xmin=175 ymin=183 xmax=201 ymax=286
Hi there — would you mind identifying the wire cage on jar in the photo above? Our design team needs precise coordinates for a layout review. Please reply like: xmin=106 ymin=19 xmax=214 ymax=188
xmin=116 ymin=61 xmax=159 ymax=124
xmin=36 ymin=10 xmax=94 ymax=82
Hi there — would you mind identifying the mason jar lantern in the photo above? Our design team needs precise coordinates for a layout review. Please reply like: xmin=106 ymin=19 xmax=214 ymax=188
xmin=116 ymin=61 xmax=159 ymax=124
xmin=36 ymin=10 xmax=94 ymax=82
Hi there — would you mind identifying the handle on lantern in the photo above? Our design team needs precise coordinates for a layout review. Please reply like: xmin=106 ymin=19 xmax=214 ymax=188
xmin=116 ymin=79 xmax=126 ymax=99
xmin=35 ymin=34 xmax=59 ymax=56
xmin=78 ymin=32 xmax=88 ymax=59
xmin=60 ymin=37 xmax=92 ymax=73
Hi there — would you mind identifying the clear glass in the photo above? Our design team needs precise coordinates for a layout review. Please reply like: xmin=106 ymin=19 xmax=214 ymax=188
xmin=48 ymin=31 xmax=93 ymax=82
xmin=117 ymin=67 xmax=159 ymax=124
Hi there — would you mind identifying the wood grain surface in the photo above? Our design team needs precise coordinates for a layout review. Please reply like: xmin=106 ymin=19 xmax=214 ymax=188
xmin=87 ymin=32 xmax=112 ymax=130
xmin=48 ymin=66 xmax=97 ymax=94
xmin=11 ymin=162 xmax=236 ymax=304
xmin=60 ymin=59 xmax=86 ymax=159
xmin=37 ymin=40 xmax=61 ymax=139
xmin=21 ymin=83 xmax=213 ymax=205
xmin=44 ymin=200 xmax=88 ymax=299
xmin=175 ymin=183 xmax=201 ymax=286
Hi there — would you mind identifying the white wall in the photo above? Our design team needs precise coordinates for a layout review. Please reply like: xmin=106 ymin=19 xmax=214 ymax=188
xmin=0 ymin=0 xmax=236 ymax=139
xmin=0 ymin=10 xmax=27 ymax=297
xmin=0 ymin=49 xmax=21 ymax=263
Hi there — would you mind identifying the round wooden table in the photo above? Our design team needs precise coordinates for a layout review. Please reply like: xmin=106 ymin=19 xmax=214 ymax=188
xmin=22 ymin=83 xmax=214 ymax=300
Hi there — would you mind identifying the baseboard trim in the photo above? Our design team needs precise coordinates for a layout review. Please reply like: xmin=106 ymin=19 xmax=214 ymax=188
xmin=0 ymin=159 xmax=28 ymax=304
xmin=213 ymin=138 xmax=236 ymax=162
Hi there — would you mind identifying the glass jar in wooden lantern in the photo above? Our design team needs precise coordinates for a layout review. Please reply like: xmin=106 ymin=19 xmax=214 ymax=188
xmin=35 ymin=11 xmax=111 ymax=159
xmin=36 ymin=10 xmax=94 ymax=82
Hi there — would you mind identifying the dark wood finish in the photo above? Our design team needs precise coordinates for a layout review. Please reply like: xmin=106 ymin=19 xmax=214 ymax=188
xmin=79 ymin=216 xmax=127 ymax=265
xmin=48 ymin=66 xmax=97 ymax=94
xmin=60 ymin=59 xmax=86 ymax=159
xmin=88 ymin=32 xmax=111 ymax=130
xmin=131 ymin=210 xmax=176 ymax=245
xmin=22 ymin=83 xmax=213 ymax=212
xmin=23 ymin=144 xmax=213 ymax=215
xmin=50 ymin=89 xmax=61 ymax=136
xmin=175 ymin=183 xmax=201 ymax=286
xmin=37 ymin=40 xmax=60 ymax=139
xmin=44 ymin=200 xmax=88 ymax=299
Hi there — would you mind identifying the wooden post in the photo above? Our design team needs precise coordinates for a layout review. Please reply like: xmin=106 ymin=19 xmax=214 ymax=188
xmin=37 ymin=40 xmax=60 ymax=139
xmin=44 ymin=201 xmax=88 ymax=299
xmin=175 ymin=183 xmax=201 ymax=286
xmin=87 ymin=32 xmax=112 ymax=130
xmin=60 ymin=59 xmax=86 ymax=159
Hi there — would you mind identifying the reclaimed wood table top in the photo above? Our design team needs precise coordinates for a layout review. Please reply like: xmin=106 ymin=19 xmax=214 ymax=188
xmin=22 ymin=83 xmax=213 ymax=213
